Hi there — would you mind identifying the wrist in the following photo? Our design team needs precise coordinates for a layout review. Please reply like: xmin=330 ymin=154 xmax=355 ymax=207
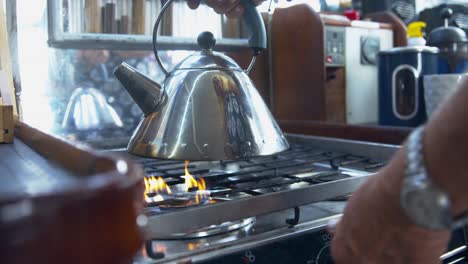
xmin=423 ymin=78 xmax=468 ymax=216
xmin=375 ymin=152 xmax=451 ymax=235
xmin=425 ymin=122 xmax=468 ymax=215
xmin=374 ymin=151 xmax=409 ymax=224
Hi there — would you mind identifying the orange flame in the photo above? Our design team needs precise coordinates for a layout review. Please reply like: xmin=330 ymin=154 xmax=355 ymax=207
xmin=187 ymin=242 xmax=203 ymax=251
xmin=143 ymin=161 xmax=209 ymax=205
xmin=182 ymin=160 xmax=206 ymax=192
xmin=144 ymin=176 xmax=172 ymax=203
xmin=182 ymin=160 xmax=209 ymax=203
xmin=144 ymin=176 xmax=172 ymax=195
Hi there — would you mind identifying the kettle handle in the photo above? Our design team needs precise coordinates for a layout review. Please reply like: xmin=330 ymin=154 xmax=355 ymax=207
xmin=152 ymin=0 xmax=267 ymax=76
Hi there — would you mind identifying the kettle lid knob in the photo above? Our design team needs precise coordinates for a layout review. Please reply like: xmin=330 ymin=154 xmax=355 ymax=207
xmin=441 ymin=7 xmax=453 ymax=22
xmin=197 ymin=31 xmax=216 ymax=50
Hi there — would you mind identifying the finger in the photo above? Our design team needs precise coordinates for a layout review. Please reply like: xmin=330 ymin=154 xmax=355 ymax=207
xmin=214 ymin=0 xmax=240 ymax=14
xmin=186 ymin=0 xmax=201 ymax=9
xmin=379 ymin=251 xmax=401 ymax=264
xmin=326 ymin=218 xmax=340 ymax=234
xmin=330 ymin=221 xmax=362 ymax=264
xmin=330 ymin=223 xmax=350 ymax=264
xmin=331 ymin=239 xmax=359 ymax=264
xmin=206 ymin=0 xmax=225 ymax=9
xmin=225 ymin=4 xmax=244 ymax=18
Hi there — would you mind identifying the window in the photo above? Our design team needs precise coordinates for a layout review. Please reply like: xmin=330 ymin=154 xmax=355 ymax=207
xmin=14 ymin=0 xmax=239 ymax=149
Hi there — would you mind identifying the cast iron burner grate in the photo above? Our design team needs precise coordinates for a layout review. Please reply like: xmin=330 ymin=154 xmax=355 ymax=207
xmin=136 ymin=143 xmax=386 ymax=239
xmin=140 ymin=144 xmax=384 ymax=197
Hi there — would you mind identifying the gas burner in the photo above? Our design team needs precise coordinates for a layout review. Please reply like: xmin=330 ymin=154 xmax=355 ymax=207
xmin=143 ymin=166 xmax=210 ymax=210
xmin=145 ymin=190 xmax=211 ymax=210
xmin=145 ymin=197 xmax=256 ymax=239
xmin=137 ymin=141 xmax=390 ymax=242
xmin=156 ymin=217 xmax=256 ymax=240
xmin=130 ymin=135 xmax=401 ymax=263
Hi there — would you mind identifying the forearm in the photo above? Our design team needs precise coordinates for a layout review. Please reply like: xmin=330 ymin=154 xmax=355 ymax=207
xmin=425 ymin=78 xmax=468 ymax=215
xmin=329 ymin=80 xmax=468 ymax=263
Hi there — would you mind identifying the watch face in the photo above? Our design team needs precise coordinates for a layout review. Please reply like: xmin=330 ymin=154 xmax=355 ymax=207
xmin=401 ymin=182 xmax=452 ymax=230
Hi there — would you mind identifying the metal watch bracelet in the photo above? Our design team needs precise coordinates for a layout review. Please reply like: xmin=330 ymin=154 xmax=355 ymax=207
xmin=402 ymin=126 xmax=468 ymax=230
xmin=401 ymin=126 xmax=453 ymax=230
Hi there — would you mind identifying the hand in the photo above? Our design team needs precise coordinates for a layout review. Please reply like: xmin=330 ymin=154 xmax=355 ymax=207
xmin=329 ymin=158 xmax=450 ymax=264
xmin=187 ymin=0 xmax=266 ymax=18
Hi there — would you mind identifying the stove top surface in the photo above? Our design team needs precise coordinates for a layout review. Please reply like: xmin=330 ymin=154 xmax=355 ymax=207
xmin=135 ymin=201 xmax=346 ymax=263
xmin=125 ymin=134 xmax=400 ymax=263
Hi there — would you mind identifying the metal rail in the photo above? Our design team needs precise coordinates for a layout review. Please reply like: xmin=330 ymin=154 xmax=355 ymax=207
xmin=142 ymin=174 xmax=372 ymax=238
xmin=134 ymin=135 xmax=399 ymax=239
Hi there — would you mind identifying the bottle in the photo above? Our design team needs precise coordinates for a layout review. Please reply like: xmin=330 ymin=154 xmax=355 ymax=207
xmin=407 ymin=21 xmax=427 ymax=46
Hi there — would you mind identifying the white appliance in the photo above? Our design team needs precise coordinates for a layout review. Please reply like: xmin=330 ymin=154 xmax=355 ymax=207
xmin=344 ymin=24 xmax=394 ymax=124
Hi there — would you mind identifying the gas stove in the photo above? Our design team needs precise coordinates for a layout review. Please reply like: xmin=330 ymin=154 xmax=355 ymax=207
xmin=128 ymin=134 xmax=468 ymax=264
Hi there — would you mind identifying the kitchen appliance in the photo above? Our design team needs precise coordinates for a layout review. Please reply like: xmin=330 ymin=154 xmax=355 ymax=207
xmin=378 ymin=46 xmax=439 ymax=127
xmin=113 ymin=0 xmax=288 ymax=161
xmin=5 ymin=124 xmax=468 ymax=263
xmin=417 ymin=4 xmax=468 ymax=38
xmin=343 ymin=24 xmax=394 ymax=124
xmin=427 ymin=7 xmax=468 ymax=74
xmin=271 ymin=5 xmax=394 ymax=125
xmin=3 ymin=122 xmax=467 ymax=263
xmin=325 ymin=21 xmax=393 ymax=124
xmin=324 ymin=23 xmax=394 ymax=124
xmin=128 ymin=133 xmax=468 ymax=263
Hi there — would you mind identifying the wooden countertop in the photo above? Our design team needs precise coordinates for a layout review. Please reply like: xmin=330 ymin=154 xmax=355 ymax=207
xmin=279 ymin=120 xmax=412 ymax=145
xmin=1 ymin=122 xmax=145 ymax=264
xmin=0 ymin=139 xmax=80 ymax=201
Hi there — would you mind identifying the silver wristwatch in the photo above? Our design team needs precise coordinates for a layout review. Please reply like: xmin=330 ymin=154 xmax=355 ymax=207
xmin=400 ymin=126 xmax=454 ymax=230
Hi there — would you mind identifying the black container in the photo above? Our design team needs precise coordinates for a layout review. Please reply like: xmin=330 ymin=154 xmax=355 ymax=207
xmin=361 ymin=0 xmax=416 ymax=21
xmin=427 ymin=7 xmax=468 ymax=74
xmin=378 ymin=47 xmax=439 ymax=127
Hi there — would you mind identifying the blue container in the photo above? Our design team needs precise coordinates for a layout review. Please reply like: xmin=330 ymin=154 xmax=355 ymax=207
xmin=436 ymin=43 xmax=468 ymax=74
xmin=378 ymin=47 xmax=439 ymax=127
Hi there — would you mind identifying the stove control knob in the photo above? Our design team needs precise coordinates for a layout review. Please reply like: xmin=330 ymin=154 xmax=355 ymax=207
xmin=316 ymin=244 xmax=334 ymax=264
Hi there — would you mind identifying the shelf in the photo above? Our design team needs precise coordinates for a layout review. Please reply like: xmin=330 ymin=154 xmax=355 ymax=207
xmin=46 ymin=0 xmax=249 ymax=51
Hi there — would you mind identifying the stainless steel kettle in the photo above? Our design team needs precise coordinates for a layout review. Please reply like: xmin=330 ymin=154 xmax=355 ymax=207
xmin=114 ymin=0 xmax=289 ymax=161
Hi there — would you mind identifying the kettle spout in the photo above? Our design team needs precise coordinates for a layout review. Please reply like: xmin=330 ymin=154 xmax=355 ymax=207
xmin=113 ymin=62 xmax=163 ymax=116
